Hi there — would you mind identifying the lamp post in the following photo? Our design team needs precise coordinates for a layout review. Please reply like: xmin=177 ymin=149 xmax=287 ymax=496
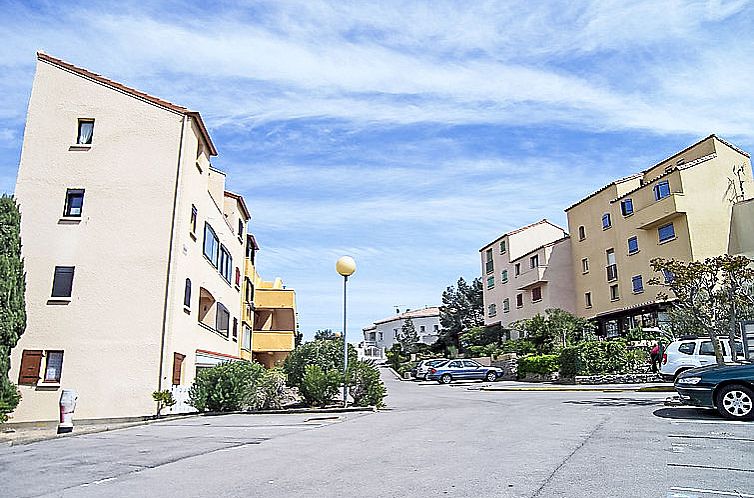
xmin=336 ymin=256 xmax=356 ymax=407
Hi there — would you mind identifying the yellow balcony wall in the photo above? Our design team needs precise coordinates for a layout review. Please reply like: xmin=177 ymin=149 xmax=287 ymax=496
xmin=255 ymin=289 xmax=296 ymax=309
xmin=252 ymin=331 xmax=295 ymax=352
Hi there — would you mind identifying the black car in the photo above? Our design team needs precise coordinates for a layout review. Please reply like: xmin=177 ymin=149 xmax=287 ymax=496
xmin=675 ymin=361 xmax=754 ymax=421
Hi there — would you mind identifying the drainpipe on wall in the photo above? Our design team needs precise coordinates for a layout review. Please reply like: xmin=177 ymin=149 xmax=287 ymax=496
xmin=157 ymin=114 xmax=188 ymax=398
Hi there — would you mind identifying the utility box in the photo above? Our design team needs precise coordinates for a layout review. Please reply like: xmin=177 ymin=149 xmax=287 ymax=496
xmin=58 ymin=389 xmax=78 ymax=434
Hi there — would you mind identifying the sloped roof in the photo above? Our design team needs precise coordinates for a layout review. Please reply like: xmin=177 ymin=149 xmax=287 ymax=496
xmin=479 ymin=219 xmax=568 ymax=252
xmin=224 ymin=190 xmax=251 ymax=220
xmin=37 ymin=51 xmax=218 ymax=156
xmin=373 ymin=306 xmax=441 ymax=325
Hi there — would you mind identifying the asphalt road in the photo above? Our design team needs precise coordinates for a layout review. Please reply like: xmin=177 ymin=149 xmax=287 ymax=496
xmin=1 ymin=370 xmax=753 ymax=498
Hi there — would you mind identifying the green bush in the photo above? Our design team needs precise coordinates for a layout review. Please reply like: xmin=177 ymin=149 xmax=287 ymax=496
xmin=188 ymin=361 xmax=265 ymax=412
xmin=151 ymin=389 xmax=176 ymax=416
xmin=517 ymin=354 xmax=560 ymax=376
xmin=500 ymin=339 xmax=536 ymax=355
xmin=248 ymin=368 xmax=287 ymax=410
xmin=299 ymin=365 xmax=341 ymax=407
xmin=284 ymin=339 xmax=357 ymax=388
xmin=0 ymin=380 xmax=21 ymax=423
xmin=558 ymin=340 xmax=650 ymax=377
xmin=347 ymin=361 xmax=386 ymax=408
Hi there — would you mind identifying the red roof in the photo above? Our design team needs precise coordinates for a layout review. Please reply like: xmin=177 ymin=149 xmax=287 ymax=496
xmin=37 ymin=51 xmax=218 ymax=156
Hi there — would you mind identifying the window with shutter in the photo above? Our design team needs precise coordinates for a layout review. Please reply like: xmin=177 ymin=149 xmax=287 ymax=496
xmin=44 ymin=351 xmax=64 ymax=382
xmin=172 ymin=353 xmax=185 ymax=385
xmin=18 ymin=350 xmax=43 ymax=385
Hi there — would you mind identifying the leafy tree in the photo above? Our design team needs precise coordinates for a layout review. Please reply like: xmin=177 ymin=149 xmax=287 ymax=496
xmin=0 ymin=195 xmax=25 ymax=423
xmin=649 ymin=255 xmax=754 ymax=364
xmin=152 ymin=390 xmax=176 ymax=417
xmin=438 ymin=277 xmax=483 ymax=352
xmin=314 ymin=329 xmax=338 ymax=341
xmin=512 ymin=309 xmax=595 ymax=355
xmin=294 ymin=329 xmax=303 ymax=347
xmin=461 ymin=325 xmax=506 ymax=350
xmin=299 ymin=365 xmax=341 ymax=407
xmin=283 ymin=338 xmax=357 ymax=388
xmin=395 ymin=317 xmax=419 ymax=353
xmin=346 ymin=361 xmax=386 ymax=408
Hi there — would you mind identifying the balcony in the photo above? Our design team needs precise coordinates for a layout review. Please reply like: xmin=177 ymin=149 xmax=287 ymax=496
xmin=634 ymin=193 xmax=687 ymax=230
xmin=255 ymin=288 xmax=295 ymax=309
xmin=252 ymin=330 xmax=295 ymax=352
xmin=606 ymin=264 xmax=618 ymax=282
xmin=515 ymin=265 xmax=548 ymax=290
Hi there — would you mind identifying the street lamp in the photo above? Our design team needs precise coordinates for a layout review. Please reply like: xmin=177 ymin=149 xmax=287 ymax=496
xmin=336 ymin=256 xmax=356 ymax=407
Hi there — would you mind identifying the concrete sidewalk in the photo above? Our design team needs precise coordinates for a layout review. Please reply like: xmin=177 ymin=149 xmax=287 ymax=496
xmin=414 ymin=379 xmax=675 ymax=392
xmin=1 ymin=419 xmax=159 ymax=447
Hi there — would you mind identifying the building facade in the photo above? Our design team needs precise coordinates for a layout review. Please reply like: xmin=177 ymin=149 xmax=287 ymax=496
xmin=8 ymin=53 xmax=294 ymax=423
xmin=359 ymin=307 xmax=441 ymax=360
xmin=565 ymin=135 xmax=753 ymax=336
xmin=479 ymin=220 xmax=574 ymax=336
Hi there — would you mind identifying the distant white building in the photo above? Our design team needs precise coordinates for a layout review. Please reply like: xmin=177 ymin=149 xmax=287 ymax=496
xmin=358 ymin=307 xmax=441 ymax=361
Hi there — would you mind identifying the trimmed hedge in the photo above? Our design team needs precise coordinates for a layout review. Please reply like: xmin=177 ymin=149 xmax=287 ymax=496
xmin=517 ymin=354 xmax=560 ymax=376
xmin=559 ymin=340 xmax=648 ymax=377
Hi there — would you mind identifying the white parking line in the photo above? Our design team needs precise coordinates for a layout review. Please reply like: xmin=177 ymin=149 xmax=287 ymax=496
xmin=671 ymin=419 xmax=754 ymax=426
xmin=669 ymin=486 xmax=754 ymax=497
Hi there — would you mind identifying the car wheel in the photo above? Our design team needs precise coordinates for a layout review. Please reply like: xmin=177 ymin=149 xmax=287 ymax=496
xmin=485 ymin=371 xmax=497 ymax=382
xmin=440 ymin=374 xmax=452 ymax=384
xmin=716 ymin=384 xmax=754 ymax=421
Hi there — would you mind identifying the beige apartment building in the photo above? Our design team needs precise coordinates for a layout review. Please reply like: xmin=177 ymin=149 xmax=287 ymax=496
xmin=9 ymin=53 xmax=258 ymax=422
xmin=565 ymin=135 xmax=753 ymax=336
xmin=479 ymin=220 xmax=575 ymax=336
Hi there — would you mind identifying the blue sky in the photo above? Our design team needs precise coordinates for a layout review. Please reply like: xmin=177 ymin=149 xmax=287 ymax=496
xmin=1 ymin=0 xmax=754 ymax=340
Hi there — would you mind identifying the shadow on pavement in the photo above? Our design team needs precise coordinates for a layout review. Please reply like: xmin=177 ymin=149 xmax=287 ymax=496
xmin=563 ymin=397 xmax=664 ymax=407
xmin=652 ymin=407 xmax=721 ymax=421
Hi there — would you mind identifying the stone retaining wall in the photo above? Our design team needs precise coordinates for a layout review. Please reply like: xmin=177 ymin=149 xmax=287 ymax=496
xmin=571 ymin=373 xmax=664 ymax=384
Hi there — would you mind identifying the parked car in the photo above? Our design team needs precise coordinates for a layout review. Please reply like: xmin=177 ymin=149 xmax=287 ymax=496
xmin=426 ymin=359 xmax=504 ymax=384
xmin=411 ymin=358 xmax=448 ymax=380
xmin=675 ymin=361 xmax=754 ymax=420
xmin=660 ymin=337 xmax=744 ymax=381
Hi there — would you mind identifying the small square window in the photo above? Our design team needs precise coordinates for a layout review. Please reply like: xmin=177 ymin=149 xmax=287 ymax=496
xmin=77 ymin=119 xmax=94 ymax=145
xmin=486 ymin=276 xmax=495 ymax=289
xmin=238 ymin=219 xmax=244 ymax=238
xmin=654 ymin=181 xmax=671 ymax=200
xmin=44 ymin=351 xmax=64 ymax=383
xmin=530 ymin=255 xmax=539 ymax=268
xmin=610 ymin=284 xmax=620 ymax=301
xmin=51 ymin=266 xmax=75 ymax=298
xmin=663 ymin=269 xmax=674 ymax=283
xmin=515 ymin=263 xmax=521 ymax=276
xmin=501 ymin=270 xmax=508 ymax=284
xmin=628 ymin=236 xmax=639 ymax=254
xmin=584 ymin=292 xmax=592 ymax=308
xmin=532 ymin=287 xmax=542 ymax=302
xmin=620 ymin=199 xmax=634 ymax=216
xmin=602 ymin=213 xmax=611 ymax=229
xmin=516 ymin=294 xmax=523 ymax=308
xmin=190 ymin=205 xmax=197 ymax=234
xmin=488 ymin=304 xmax=497 ymax=317
xmin=63 ymin=189 xmax=85 ymax=217
xmin=632 ymin=275 xmax=644 ymax=293
xmin=503 ymin=298 xmax=510 ymax=312
xmin=578 ymin=226 xmax=586 ymax=240
xmin=581 ymin=258 xmax=589 ymax=273
xmin=500 ymin=240 xmax=507 ymax=254
xmin=658 ymin=223 xmax=675 ymax=242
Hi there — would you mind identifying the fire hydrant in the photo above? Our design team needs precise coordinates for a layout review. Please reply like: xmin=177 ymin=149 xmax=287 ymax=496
xmin=57 ymin=389 xmax=78 ymax=434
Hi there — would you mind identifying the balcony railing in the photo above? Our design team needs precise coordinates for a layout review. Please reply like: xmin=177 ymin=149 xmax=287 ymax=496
xmin=606 ymin=264 xmax=618 ymax=281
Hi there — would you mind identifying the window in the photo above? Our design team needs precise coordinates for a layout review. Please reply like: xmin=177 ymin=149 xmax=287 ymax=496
xmin=699 ymin=341 xmax=716 ymax=356
xmin=433 ymin=324 xmax=439 ymax=332
xmin=632 ymin=275 xmax=644 ymax=293
xmin=76 ymin=119 xmax=94 ymax=144
xmin=606 ymin=249 xmax=617 ymax=281
xmin=232 ymin=317 xmax=238 ymax=342
xmin=487 ymin=276 xmax=495 ymax=289
xmin=42 ymin=351 xmax=63 ymax=383
xmin=658 ymin=223 xmax=675 ymax=242
xmin=515 ymin=263 xmax=521 ymax=276
xmin=678 ymin=342 xmax=695 ymax=355
xmin=242 ymin=324 xmax=252 ymax=351
xmin=532 ymin=286 xmax=542 ymax=302
xmin=499 ymin=240 xmax=507 ymax=253
xmin=602 ymin=213 xmax=611 ymax=229
xmin=172 ymin=353 xmax=185 ymax=386
xmin=184 ymin=278 xmax=192 ymax=308
xmin=63 ymin=189 xmax=84 ymax=217
xmin=18 ymin=350 xmax=43 ymax=385
xmin=203 ymin=223 xmax=219 ymax=266
xmin=51 ymin=266 xmax=75 ymax=298
xmin=190 ymin=205 xmax=197 ymax=234
xmin=235 ymin=267 xmax=241 ymax=287
xmin=628 ymin=236 xmax=639 ymax=254
xmin=654 ymin=180 xmax=671 ymax=200
xmin=530 ymin=254 xmax=539 ymax=268
xmin=578 ymin=225 xmax=586 ymax=240
xmin=581 ymin=258 xmax=589 ymax=273
xmin=420 ymin=325 xmax=425 ymax=333
xmin=503 ymin=298 xmax=510 ymax=312
xmin=244 ymin=277 xmax=254 ymax=303
xmin=516 ymin=293 xmax=523 ymax=308
xmin=501 ymin=270 xmax=508 ymax=284
xmin=610 ymin=284 xmax=619 ymax=301
xmin=219 ymin=245 xmax=233 ymax=282
xmin=216 ymin=303 xmax=230 ymax=337
xmin=488 ymin=304 xmax=497 ymax=317
xmin=378 ymin=332 xmax=383 ymax=341
xmin=620 ymin=199 xmax=634 ymax=216
xmin=238 ymin=219 xmax=244 ymax=238
xmin=663 ymin=269 xmax=675 ymax=283
xmin=585 ymin=292 xmax=592 ymax=308
xmin=393 ymin=328 xmax=398 ymax=339
xmin=485 ymin=249 xmax=494 ymax=273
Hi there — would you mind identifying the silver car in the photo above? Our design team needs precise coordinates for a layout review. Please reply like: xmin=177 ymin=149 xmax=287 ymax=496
xmin=414 ymin=358 xmax=448 ymax=380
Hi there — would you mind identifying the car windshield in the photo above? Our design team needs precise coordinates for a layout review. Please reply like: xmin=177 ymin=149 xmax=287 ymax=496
xmin=428 ymin=359 xmax=446 ymax=367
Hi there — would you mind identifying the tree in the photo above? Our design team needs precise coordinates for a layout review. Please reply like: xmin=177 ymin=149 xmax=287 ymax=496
xmin=395 ymin=317 xmax=419 ymax=353
xmin=283 ymin=338 xmax=357 ymax=388
xmin=0 ymin=195 xmax=26 ymax=423
xmin=512 ymin=309 xmax=595 ymax=355
xmin=649 ymin=255 xmax=754 ymax=364
xmin=314 ymin=329 xmax=338 ymax=341
xmin=438 ymin=277 xmax=483 ymax=352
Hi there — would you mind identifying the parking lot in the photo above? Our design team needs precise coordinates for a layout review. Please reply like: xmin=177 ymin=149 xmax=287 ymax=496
xmin=1 ymin=370 xmax=752 ymax=497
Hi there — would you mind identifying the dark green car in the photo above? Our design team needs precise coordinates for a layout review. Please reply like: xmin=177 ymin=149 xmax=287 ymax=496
xmin=675 ymin=361 xmax=754 ymax=421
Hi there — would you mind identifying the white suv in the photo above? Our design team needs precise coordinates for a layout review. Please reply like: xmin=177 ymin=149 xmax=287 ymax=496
xmin=660 ymin=337 xmax=744 ymax=381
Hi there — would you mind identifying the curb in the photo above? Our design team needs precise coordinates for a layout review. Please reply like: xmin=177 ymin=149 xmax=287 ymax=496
xmin=205 ymin=406 xmax=377 ymax=415
xmin=478 ymin=386 xmax=675 ymax=393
